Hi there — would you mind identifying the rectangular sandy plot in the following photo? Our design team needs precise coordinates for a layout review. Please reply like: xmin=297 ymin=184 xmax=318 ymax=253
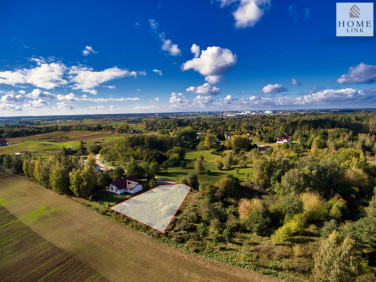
xmin=110 ymin=184 xmax=191 ymax=233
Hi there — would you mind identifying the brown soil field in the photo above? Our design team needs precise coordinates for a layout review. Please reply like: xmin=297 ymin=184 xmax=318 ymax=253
xmin=0 ymin=170 xmax=280 ymax=282
xmin=0 ymin=205 xmax=106 ymax=282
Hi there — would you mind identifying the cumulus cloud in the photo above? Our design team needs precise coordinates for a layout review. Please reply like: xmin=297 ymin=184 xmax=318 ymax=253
xmin=261 ymin=84 xmax=288 ymax=94
xmin=82 ymin=46 xmax=97 ymax=56
xmin=169 ymin=92 xmax=189 ymax=107
xmin=26 ymin=88 xmax=55 ymax=99
xmin=182 ymin=45 xmax=237 ymax=83
xmin=0 ymin=61 xmax=67 ymax=89
xmin=56 ymin=102 xmax=75 ymax=110
xmin=23 ymin=99 xmax=48 ymax=109
xmin=191 ymin=44 xmax=200 ymax=58
xmin=291 ymin=78 xmax=301 ymax=86
xmin=218 ymin=0 xmax=270 ymax=28
xmin=103 ymin=85 xmax=116 ymax=89
xmin=0 ymin=103 xmax=22 ymax=111
xmin=152 ymin=69 xmax=163 ymax=76
xmin=149 ymin=19 xmax=181 ymax=56
xmin=337 ymin=63 xmax=376 ymax=84
xmin=160 ymin=36 xmax=181 ymax=56
xmin=57 ymin=93 xmax=140 ymax=103
xmin=186 ymin=83 xmax=220 ymax=95
xmin=220 ymin=88 xmax=376 ymax=109
xmin=1 ymin=91 xmax=23 ymax=102
xmin=221 ymin=94 xmax=234 ymax=104
xmin=193 ymin=95 xmax=213 ymax=107
xmin=68 ymin=66 xmax=139 ymax=94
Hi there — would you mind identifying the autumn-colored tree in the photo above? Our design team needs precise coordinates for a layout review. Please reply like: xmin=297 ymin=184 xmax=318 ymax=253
xmin=314 ymin=230 xmax=365 ymax=281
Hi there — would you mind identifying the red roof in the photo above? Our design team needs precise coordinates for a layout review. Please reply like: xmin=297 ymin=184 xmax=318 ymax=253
xmin=111 ymin=176 xmax=140 ymax=190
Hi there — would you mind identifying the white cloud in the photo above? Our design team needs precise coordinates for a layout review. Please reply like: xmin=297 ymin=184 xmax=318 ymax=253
xmin=191 ymin=44 xmax=200 ymax=58
xmin=186 ymin=83 xmax=220 ymax=95
xmin=68 ymin=66 xmax=138 ymax=94
xmin=217 ymin=0 xmax=270 ymax=28
xmin=220 ymin=88 xmax=376 ymax=109
xmin=56 ymin=102 xmax=75 ymax=110
xmin=57 ymin=93 xmax=79 ymax=102
xmin=218 ymin=0 xmax=237 ymax=7
xmin=103 ymin=85 xmax=116 ymax=89
xmin=109 ymin=105 xmax=116 ymax=111
xmin=155 ymin=97 xmax=160 ymax=102
xmin=193 ymin=95 xmax=213 ymax=107
xmin=337 ymin=63 xmax=376 ymax=84
xmin=1 ymin=91 xmax=23 ymax=102
xmin=0 ymin=103 xmax=22 ymax=111
xmin=152 ymin=69 xmax=163 ymax=76
xmin=182 ymin=46 xmax=237 ymax=83
xmin=149 ymin=19 xmax=158 ymax=30
xmin=233 ymin=0 xmax=270 ymax=28
xmin=221 ymin=94 xmax=234 ymax=104
xmin=160 ymin=35 xmax=181 ymax=56
xmin=18 ymin=90 xmax=26 ymax=95
xmin=88 ymin=105 xmax=105 ymax=110
xmin=291 ymin=78 xmax=301 ymax=86
xmin=261 ymin=84 xmax=288 ymax=94
xmin=169 ymin=92 xmax=189 ymax=107
xmin=82 ymin=46 xmax=97 ymax=56
xmin=57 ymin=93 xmax=140 ymax=103
xmin=135 ymin=105 xmax=160 ymax=111
xmin=149 ymin=19 xmax=181 ymax=56
xmin=23 ymin=99 xmax=48 ymax=109
xmin=26 ymin=88 xmax=55 ymax=99
xmin=0 ymin=61 xmax=67 ymax=89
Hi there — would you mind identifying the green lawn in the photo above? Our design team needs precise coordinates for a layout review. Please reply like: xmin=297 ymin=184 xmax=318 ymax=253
xmin=157 ymin=149 xmax=252 ymax=185
xmin=0 ymin=140 xmax=79 ymax=155
xmin=0 ymin=131 xmax=125 ymax=156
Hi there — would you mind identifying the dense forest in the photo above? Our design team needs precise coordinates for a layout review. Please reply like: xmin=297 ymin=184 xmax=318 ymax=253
xmin=2 ymin=112 xmax=376 ymax=281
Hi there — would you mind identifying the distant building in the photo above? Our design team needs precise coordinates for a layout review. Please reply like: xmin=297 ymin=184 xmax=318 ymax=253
xmin=276 ymin=137 xmax=292 ymax=144
xmin=109 ymin=176 xmax=143 ymax=195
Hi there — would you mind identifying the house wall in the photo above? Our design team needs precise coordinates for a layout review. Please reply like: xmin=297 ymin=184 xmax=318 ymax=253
xmin=109 ymin=184 xmax=122 ymax=195
xmin=127 ymin=184 xmax=143 ymax=194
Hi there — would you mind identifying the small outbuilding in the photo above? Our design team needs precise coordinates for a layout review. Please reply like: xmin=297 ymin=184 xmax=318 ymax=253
xmin=109 ymin=176 xmax=143 ymax=195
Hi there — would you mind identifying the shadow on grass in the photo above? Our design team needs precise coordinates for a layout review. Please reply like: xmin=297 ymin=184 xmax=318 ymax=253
xmin=157 ymin=171 xmax=187 ymax=178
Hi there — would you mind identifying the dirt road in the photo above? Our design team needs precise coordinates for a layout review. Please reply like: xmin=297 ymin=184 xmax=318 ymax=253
xmin=0 ymin=171 xmax=280 ymax=282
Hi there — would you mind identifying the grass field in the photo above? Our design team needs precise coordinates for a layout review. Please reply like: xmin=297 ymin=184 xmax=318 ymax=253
xmin=0 ymin=206 xmax=105 ymax=282
xmin=0 ymin=170 xmax=278 ymax=281
xmin=0 ymin=131 xmax=124 ymax=156
xmin=157 ymin=149 xmax=251 ymax=185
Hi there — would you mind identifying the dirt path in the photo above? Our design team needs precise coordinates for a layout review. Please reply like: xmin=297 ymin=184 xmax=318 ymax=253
xmin=0 ymin=171 xmax=280 ymax=282
xmin=95 ymin=154 xmax=114 ymax=171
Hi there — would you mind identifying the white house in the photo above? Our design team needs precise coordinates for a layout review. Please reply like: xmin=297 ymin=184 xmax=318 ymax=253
xmin=276 ymin=137 xmax=292 ymax=144
xmin=109 ymin=176 xmax=143 ymax=195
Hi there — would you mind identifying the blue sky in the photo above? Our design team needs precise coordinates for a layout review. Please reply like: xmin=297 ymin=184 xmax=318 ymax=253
xmin=0 ymin=0 xmax=376 ymax=116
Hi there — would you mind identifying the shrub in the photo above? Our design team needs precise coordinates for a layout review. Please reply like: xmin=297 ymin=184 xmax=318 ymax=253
xmin=320 ymin=219 xmax=339 ymax=238
xmin=272 ymin=213 xmax=305 ymax=243
xmin=300 ymin=193 xmax=328 ymax=222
